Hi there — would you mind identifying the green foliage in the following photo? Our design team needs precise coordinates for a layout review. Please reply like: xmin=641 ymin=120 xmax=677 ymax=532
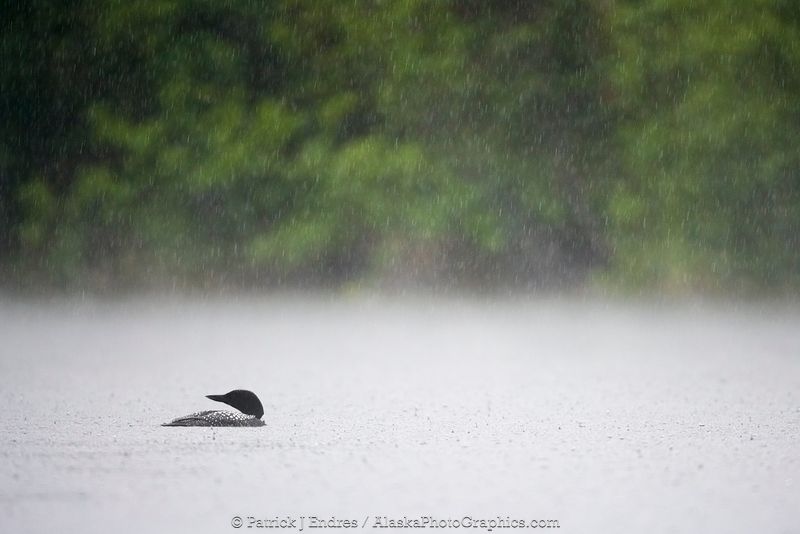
xmin=1 ymin=0 xmax=798 ymax=292
xmin=609 ymin=0 xmax=800 ymax=291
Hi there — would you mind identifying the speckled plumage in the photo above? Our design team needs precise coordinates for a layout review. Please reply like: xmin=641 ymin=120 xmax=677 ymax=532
xmin=162 ymin=389 xmax=266 ymax=427
xmin=162 ymin=410 xmax=266 ymax=427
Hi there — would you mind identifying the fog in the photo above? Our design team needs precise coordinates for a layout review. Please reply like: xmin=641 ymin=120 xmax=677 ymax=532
xmin=1 ymin=297 xmax=798 ymax=533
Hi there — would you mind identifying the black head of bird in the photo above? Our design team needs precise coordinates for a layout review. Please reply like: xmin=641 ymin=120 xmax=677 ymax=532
xmin=206 ymin=389 xmax=264 ymax=419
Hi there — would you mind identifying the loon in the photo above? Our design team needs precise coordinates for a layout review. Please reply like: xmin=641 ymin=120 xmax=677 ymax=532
xmin=162 ymin=389 xmax=266 ymax=427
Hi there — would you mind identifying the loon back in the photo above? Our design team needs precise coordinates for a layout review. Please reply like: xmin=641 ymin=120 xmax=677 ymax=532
xmin=162 ymin=410 xmax=265 ymax=427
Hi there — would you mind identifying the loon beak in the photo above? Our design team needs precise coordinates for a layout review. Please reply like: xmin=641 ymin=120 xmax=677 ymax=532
xmin=206 ymin=394 xmax=225 ymax=402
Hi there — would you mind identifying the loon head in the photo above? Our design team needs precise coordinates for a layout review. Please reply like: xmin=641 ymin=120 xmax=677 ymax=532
xmin=206 ymin=389 xmax=264 ymax=419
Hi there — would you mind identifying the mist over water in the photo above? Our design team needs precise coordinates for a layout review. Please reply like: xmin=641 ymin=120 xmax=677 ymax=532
xmin=1 ymin=296 xmax=798 ymax=534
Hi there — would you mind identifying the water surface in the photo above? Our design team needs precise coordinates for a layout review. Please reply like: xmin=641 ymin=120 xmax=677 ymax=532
xmin=1 ymin=298 xmax=798 ymax=533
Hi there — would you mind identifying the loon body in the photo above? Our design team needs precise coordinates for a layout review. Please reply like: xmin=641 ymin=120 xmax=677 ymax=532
xmin=163 ymin=389 xmax=266 ymax=427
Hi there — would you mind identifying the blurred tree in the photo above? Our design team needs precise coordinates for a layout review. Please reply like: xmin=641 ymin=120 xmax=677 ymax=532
xmin=2 ymin=0 xmax=798 ymax=292
xmin=609 ymin=0 xmax=800 ymax=291
xmin=7 ymin=0 xmax=474 ymax=288
xmin=1 ymin=0 xmax=101 ymax=270
xmin=374 ymin=0 xmax=616 ymax=285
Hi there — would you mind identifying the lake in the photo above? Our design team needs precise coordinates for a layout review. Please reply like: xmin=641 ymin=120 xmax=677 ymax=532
xmin=1 ymin=296 xmax=798 ymax=533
